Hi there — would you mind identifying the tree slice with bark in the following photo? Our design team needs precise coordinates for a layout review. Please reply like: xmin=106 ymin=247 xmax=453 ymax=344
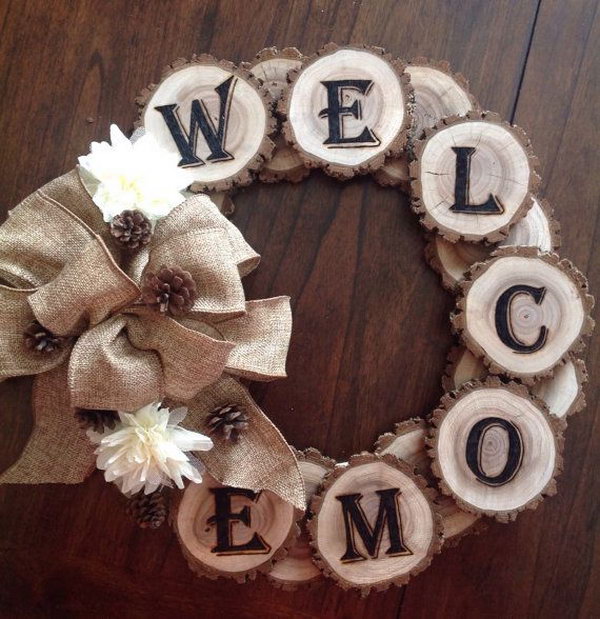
xmin=137 ymin=55 xmax=275 ymax=192
xmin=410 ymin=111 xmax=540 ymax=242
xmin=441 ymin=345 xmax=488 ymax=392
xmin=532 ymin=354 xmax=588 ymax=418
xmin=425 ymin=234 xmax=490 ymax=292
xmin=308 ymin=453 xmax=442 ymax=594
xmin=282 ymin=43 xmax=413 ymax=179
xmin=268 ymin=448 xmax=335 ymax=589
xmin=245 ymin=47 xmax=310 ymax=183
xmin=375 ymin=419 xmax=482 ymax=545
xmin=173 ymin=473 xmax=299 ymax=582
xmin=429 ymin=378 xmax=564 ymax=522
xmin=426 ymin=197 xmax=560 ymax=291
xmin=453 ymin=247 xmax=594 ymax=382
xmin=499 ymin=197 xmax=560 ymax=251
xmin=375 ymin=58 xmax=479 ymax=191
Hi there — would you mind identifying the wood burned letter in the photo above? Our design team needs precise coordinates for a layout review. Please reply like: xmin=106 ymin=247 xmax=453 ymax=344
xmin=450 ymin=146 xmax=504 ymax=214
xmin=319 ymin=80 xmax=380 ymax=147
xmin=494 ymin=284 xmax=549 ymax=354
xmin=208 ymin=487 xmax=271 ymax=555
xmin=336 ymin=488 xmax=412 ymax=562
xmin=154 ymin=75 xmax=236 ymax=167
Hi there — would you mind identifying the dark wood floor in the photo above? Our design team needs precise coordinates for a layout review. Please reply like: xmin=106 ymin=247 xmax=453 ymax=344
xmin=0 ymin=0 xmax=599 ymax=617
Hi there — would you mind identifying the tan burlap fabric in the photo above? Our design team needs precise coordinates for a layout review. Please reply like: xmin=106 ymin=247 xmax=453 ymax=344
xmin=0 ymin=170 xmax=303 ymax=508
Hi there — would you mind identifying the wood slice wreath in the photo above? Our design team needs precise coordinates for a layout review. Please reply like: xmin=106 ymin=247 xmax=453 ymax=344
xmin=131 ymin=43 xmax=594 ymax=594
xmin=0 ymin=43 xmax=593 ymax=599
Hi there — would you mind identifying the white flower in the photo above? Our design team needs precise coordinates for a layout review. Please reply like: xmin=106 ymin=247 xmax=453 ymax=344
xmin=78 ymin=125 xmax=192 ymax=223
xmin=89 ymin=402 xmax=213 ymax=495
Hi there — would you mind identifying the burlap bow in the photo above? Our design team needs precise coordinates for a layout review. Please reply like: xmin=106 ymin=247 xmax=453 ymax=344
xmin=0 ymin=170 xmax=304 ymax=509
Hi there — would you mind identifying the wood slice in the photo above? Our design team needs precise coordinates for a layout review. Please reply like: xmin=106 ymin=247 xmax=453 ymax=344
xmin=375 ymin=58 xmax=479 ymax=191
xmin=499 ymin=197 xmax=561 ymax=251
xmin=373 ymin=152 xmax=411 ymax=193
xmin=375 ymin=420 xmax=481 ymax=544
xmin=308 ymin=453 xmax=442 ymax=594
xmin=453 ymin=247 xmax=595 ymax=381
xmin=282 ymin=43 xmax=412 ymax=179
xmin=410 ymin=111 xmax=540 ymax=242
xmin=246 ymin=46 xmax=304 ymax=103
xmin=442 ymin=345 xmax=488 ymax=392
xmin=267 ymin=448 xmax=335 ymax=589
xmin=245 ymin=47 xmax=310 ymax=183
xmin=429 ymin=378 xmax=564 ymax=522
xmin=259 ymin=133 xmax=310 ymax=183
xmin=532 ymin=354 xmax=588 ymax=418
xmin=137 ymin=55 xmax=275 ymax=192
xmin=173 ymin=473 xmax=299 ymax=582
xmin=426 ymin=197 xmax=560 ymax=291
xmin=425 ymin=234 xmax=490 ymax=292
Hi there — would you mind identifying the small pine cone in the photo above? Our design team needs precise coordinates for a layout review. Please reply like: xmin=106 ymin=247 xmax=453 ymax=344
xmin=126 ymin=489 xmax=169 ymax=529
xmin=110 ymin=210 xmax=152 ymax=249
xmin=141 ymin=265 xmax=198 ymax=316
xmin=23 ymin=320 xmax=64 ymax=353
xmin=206 ymin=404 xmax=249 ymax=442
xmin=75 ymin=408 xmax=119 ymax=433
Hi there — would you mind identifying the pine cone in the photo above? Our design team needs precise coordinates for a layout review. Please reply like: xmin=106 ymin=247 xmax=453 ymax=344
xmin=206 ymin=404 xmax=249 ymax=442
xmin=75 ymin=408 xmax=119 ymax=433
xmin=126 ymin=489 xmax=169 ymax=529
xmin=23 ymin=320 xmax=64 ymax=353
xmin=110 ymin=210 xmax=152 ymax=249
xmin=141 ymin=265 xmax=198 ymax=316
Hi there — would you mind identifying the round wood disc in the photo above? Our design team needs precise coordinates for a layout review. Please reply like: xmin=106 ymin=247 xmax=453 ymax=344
xmin=425 ymin=234 xmax=490 ymax=292
xmin=268 ymin=448 xmax=335 ymax=589
xmin=309 ymin=453 xmax=442 ymax=593
xmin=426 ymin=197 xmax=560 ymax=291
xmin=375 ymin=58 xmax=479 ymax=191
xmin=246 ymin=47 xmax=310 ymax=183
xmin=499 ymin=197 xmax=561 ymax=251
xmin=430 ymin=379 xmax=564 ymax=521
xmin=442 ymin=345 xmax=488 ymax=392
xmin=246 ymin=46 xmax=304 ymax=102
xmin=376 ymin=420 xmax=481 ymax=544
xmin=259 ymin=133 xmax=310 ymax=183
xmin=138 ymin=55 xmax=275 ymax=192
xmin=410 ymin=111 xmax=540 ymax=242
xmin=532 ymin=354 xmax=588 ymax=418
xmin=282 ymin=44 xmax=412 ymax=178
xmin=453 ymin=247 xmax=594 ymax=381
xmin=174 ymin=473 xmax=299 ymax=582
xmin=373 ymin=152 xmax=411 ymax=192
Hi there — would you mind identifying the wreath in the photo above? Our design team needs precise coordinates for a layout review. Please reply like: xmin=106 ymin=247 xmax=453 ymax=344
xmin=0 ymin=44 xmax=594 ymax=595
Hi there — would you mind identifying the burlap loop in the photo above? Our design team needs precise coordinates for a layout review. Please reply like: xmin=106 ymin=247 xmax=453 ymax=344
xmin=0 ymin=286 xmax=71 ymax=379
xmin=0 ymin=364 xmax=96 ymax=484
xmin=152 ymin=196 xmax=260 ymax=277
xmin=217 ymin=297 xmax=293 ymax=380
xmin=0 ymin=188 xmax=96 ymax=288
xmin=29 ymin=238 xmax=140 ymax=336
xmin=181 ymin=377 xmax=305 ymax=510
xmin=144 ymin=227 xmax=246 ymax=317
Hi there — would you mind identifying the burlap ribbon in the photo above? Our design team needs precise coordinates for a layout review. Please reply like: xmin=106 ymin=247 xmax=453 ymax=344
xmin=0 ymin=170 xmax=304 ymax=509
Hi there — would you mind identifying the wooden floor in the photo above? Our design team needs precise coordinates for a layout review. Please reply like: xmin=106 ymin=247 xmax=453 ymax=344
xmin=0 ymin=0 xmax=599 ymax=617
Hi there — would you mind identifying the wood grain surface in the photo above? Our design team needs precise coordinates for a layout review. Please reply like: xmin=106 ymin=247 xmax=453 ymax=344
xmin=0 ymin=1 xmax=598 ymax=617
